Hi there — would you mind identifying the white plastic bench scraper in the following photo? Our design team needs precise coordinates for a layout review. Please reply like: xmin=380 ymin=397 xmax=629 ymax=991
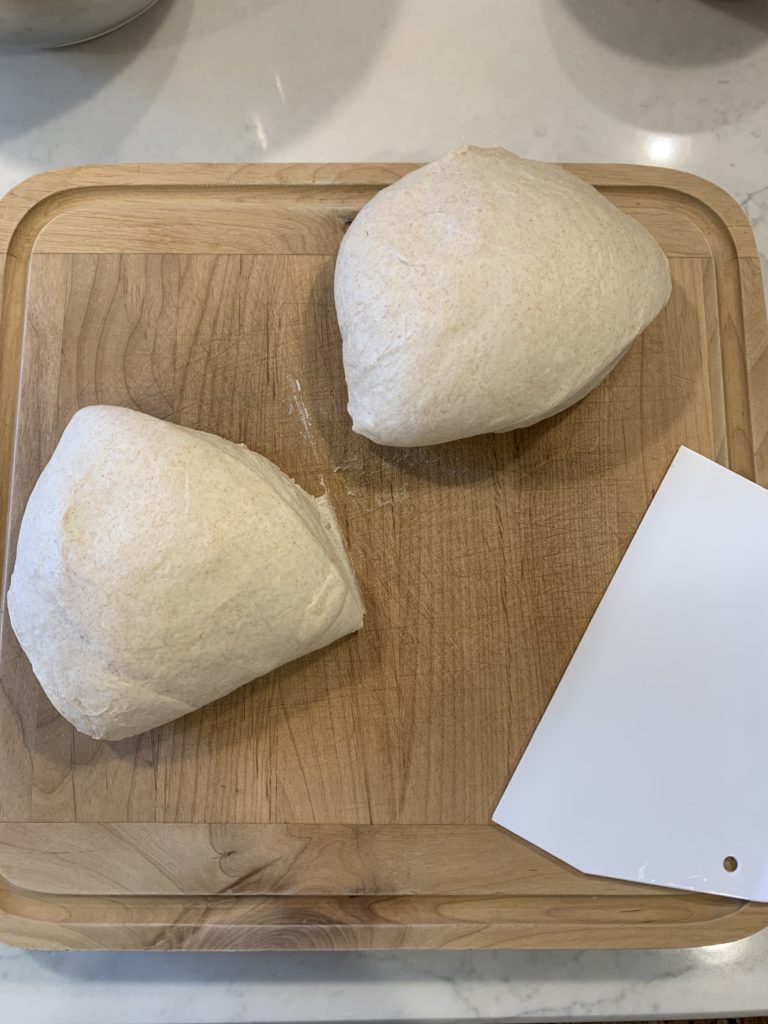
xmin=493 ymin=446 xmax=768 ymax=901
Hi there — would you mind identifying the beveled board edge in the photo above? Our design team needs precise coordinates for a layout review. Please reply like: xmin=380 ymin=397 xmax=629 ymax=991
xmin=0 ymin=162 xmax=766 ymax=950
xmin=0 ymin=885 xmax=765 ymax=952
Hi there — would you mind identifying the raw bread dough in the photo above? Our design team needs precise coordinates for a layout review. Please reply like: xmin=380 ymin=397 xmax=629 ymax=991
xmin=335 ymin=145 xmax=671 ymax=447
xmin=7 ymin=406 xmax=364 ymax=741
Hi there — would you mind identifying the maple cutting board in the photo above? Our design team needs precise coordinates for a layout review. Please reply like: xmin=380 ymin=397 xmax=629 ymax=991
xmin=0 ymin=162 xmax=767 ymax=950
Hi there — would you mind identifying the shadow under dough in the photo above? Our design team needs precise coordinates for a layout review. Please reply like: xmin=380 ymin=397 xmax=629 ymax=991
xmin=543 ymin=0 xmax=768 ymax=132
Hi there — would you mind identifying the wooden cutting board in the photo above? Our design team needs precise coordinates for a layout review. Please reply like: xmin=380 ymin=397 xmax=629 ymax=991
xmin=0 ymin=162 xmax=767 ymax=951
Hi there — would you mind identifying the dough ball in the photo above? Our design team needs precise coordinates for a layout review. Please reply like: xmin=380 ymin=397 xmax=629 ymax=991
xmin=7 ymin=406 xmax=364 ymax=741
xmin=335 ymin=145 xmax=671 ymax=447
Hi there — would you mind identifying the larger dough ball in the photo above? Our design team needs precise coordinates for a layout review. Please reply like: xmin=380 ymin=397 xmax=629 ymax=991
xmin=7 ymin=406 xmax=364 ymax=741
xmin=335 ymin=146 xmax=671 ymax=447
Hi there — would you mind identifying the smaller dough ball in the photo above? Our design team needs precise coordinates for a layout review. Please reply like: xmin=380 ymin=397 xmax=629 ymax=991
xmin=335 ymin=145 xmax=672 ymax=447
xmin=7 ymin=406 xmax=364 ymax=741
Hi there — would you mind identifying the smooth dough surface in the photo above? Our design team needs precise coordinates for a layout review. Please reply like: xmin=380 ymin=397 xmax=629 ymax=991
xmin=335 ymin=145 xmax=672 ymax=447
xmin=7 ymin=406 xmax=364 ymax=741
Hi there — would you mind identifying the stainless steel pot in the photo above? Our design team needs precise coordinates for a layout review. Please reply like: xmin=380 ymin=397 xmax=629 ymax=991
xmin=0 ymin=0 xmax=160 ymax=47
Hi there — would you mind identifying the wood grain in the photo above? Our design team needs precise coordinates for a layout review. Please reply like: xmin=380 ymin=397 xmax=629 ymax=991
xmin=0 ymin=162 xmax=765 ymax=950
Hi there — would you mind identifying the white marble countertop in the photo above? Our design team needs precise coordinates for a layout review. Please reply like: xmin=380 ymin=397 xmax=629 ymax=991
xmin=2 ymin=0 xmax=768 ymax=1021
xmin=1 ymin=936 xmax=768 ymax=1024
